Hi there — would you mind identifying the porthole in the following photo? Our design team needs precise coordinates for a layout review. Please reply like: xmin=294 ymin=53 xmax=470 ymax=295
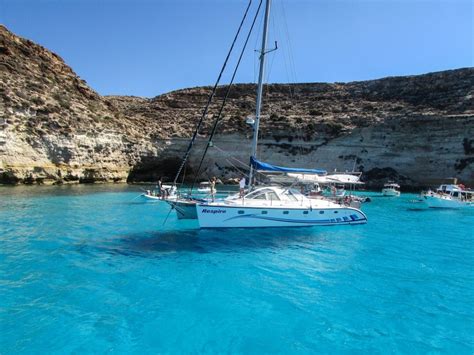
xmin=303 ymin=211 xmax=309 ymax=215
xmin=334 ymin=211 xmax=338 ymax=214
xmin=238 ymin=210 xmax=244 ymax=214
xmin=283 ymin=211 xmax=289 ymax=215
xmin=261 ymin=211 xmax=268 ymax=215
xmin=319 ymin=211 xmax=324 ymax=214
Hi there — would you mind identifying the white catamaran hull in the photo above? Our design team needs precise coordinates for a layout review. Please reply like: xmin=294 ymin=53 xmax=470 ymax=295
xmin=166 ymin=200 xmax=198 ymax=219
xmin=423 ymin=195 xmax=473 ymax=209
xmin=196 ymin=204 xmax=367 ymax=228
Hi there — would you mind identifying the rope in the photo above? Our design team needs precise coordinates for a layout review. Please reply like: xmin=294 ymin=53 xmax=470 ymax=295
xmin=190 ymin=0 xmax=264 ymax=191
xmin=212 ymin=144 xmax=275 ymax=184
xmin=213 ymin=145 xmax=251 ymax=177
xmin=172 ymin=0 xmax=254 ymax=185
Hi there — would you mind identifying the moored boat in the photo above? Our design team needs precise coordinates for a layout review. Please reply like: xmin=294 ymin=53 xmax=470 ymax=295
xmin=142 ymin=184 xmax=176 ymax=201
xmin=382 ymin=183 xmax=401 ymax=197
xmin=196 ymin=186 xmax=367 ymax=228
xmin=194 ymin=0 xmax=367 ymax=229
xmin=197 ymin=181 xmax=211 ymax=194
xmin=422 ymin=184 xmax=473 ymax=209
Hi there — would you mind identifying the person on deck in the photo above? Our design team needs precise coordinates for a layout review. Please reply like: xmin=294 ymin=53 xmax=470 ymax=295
xmin=157 ymin=177 xmax=164 ymax=199
xmin=239 ymin=176 xmax=246 ymax=198
xmin=210 ymin=177 xmax=217 ymax=202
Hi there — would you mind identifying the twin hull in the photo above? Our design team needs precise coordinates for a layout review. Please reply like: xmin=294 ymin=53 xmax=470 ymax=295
xmin=166 ymin=200 xmax=198 ymax=219
xmin=196 ymin=204 xmax=367 ymax=228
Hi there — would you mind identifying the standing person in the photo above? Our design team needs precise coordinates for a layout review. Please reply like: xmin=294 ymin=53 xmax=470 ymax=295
xmin=210 ymin=176 xmax=217 ymax=202
xmin=239 ymin=176 xmax=246 ymax=198
xmin=157 ymin=176 xmax=163 ymax=199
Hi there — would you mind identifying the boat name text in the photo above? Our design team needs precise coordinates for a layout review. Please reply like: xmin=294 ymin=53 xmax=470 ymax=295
xmin=202 ymin=209 xmax=227 ymax=214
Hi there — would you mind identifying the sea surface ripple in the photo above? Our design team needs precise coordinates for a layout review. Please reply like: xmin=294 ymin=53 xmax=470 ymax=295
xmin=0 ymin=185 xmax=473 ymax=353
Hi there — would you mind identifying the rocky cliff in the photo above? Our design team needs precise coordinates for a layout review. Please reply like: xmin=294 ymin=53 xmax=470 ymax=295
xmin=1 ymin=25 xmax=473 ymax=187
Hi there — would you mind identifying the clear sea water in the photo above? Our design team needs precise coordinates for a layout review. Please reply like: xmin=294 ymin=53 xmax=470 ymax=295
xmin=0 ymin=184 xmax=473 ymax=353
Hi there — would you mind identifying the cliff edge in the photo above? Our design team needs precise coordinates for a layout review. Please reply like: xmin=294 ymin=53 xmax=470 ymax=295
xmin=1 ymin=25 xmax=473 ymax=187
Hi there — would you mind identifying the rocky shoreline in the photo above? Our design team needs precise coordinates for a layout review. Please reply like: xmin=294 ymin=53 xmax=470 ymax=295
xmin=1 ymin=25 xmax=473 ymax=188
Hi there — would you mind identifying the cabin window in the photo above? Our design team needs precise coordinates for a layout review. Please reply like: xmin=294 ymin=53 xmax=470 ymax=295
xmin=238 ymin=210 xmax=244 ymax=214
xmin=453 ymin=192 xmax=459 ymax=197
xmin=247 ymin=189 xmax=276 ymax=200
xmin=319 ymin=211 xmax=324 ymax=214
xmin=266 ymin=192 xmax=280 ymax=201
xmin=246 ymin=191 xmax=260 ymax=199
xmin=303 ymin=211 xmax=309 ymax=215
xmin=334 ymin=211 xmax=338 ymax=214
xmin=283 ymin=211 xmax=289 ymax=214
xmin=284 ymin=191 xmax=298 ymax=202
xmin=261 ymin=211 xmax=268 ymax=215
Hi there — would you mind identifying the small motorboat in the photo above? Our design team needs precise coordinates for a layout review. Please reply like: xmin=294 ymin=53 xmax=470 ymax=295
xmin=197 ymin=181 xmax=211 ymax=194
xmin=421 ymin=184 xmax=473 ymax=209
xmin=142 ymin=184 xmax=176 ymax=201
xmin=382 ymin=183 xmax=401 ymax=197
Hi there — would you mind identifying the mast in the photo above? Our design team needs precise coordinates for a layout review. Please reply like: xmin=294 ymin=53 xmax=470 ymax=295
xmin=248 ymin=0 xmax=271 ymax=188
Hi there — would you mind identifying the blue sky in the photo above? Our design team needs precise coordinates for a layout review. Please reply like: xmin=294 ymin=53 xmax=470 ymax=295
xmin=1 ymin=0 xmax=472 ymax=97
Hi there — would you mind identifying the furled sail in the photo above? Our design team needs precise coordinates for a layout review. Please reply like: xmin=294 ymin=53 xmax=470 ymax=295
xmin=250 ymin=156 xmax=327 ymax=175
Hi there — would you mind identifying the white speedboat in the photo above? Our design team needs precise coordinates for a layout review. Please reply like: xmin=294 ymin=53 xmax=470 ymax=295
xmin=142 ymin=193 xmax=162 ymax=201
xmin=142 ymin=184 xmax=176 ymax=201
xmin=196 ymin=186 xmax=367 ymax=228
xmin=382 ymin=183 xmax=401 ymax=197
xmin=197 ymin=181 xmax=211 ymax=194
xmin=422 ymin=184 xmax=473 ymax=209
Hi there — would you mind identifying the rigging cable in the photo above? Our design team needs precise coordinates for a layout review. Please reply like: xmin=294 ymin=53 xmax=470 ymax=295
xmin=172 ymin=0 xmax=253 ymax=185
xmin=190 ymin=0 xmax=264 ymax=191
xmin=212 ymin=144 xmax=272 ymax=182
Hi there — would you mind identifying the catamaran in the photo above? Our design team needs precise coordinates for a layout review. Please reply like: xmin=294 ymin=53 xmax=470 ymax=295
xmin=196 ymin=180 xmax=367 ymax=228
xmin=194 ymin=0 xmax=368 ymax=228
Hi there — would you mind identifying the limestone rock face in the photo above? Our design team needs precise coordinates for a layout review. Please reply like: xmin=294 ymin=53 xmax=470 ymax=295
xmin=1 ymin=25 xmax=473 ymax=187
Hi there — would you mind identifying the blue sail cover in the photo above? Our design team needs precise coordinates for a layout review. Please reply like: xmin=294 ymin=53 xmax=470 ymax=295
xmin=250 ymin=156 xmax=327 ymax=175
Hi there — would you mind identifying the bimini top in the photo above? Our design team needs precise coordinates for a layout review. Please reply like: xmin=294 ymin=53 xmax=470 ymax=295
xmin=251 ymin=156 xmax=327 ymax=175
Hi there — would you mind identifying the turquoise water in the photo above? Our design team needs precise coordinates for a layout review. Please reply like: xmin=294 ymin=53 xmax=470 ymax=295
xmin=1 ymin=185 xmax=473 ymax=353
